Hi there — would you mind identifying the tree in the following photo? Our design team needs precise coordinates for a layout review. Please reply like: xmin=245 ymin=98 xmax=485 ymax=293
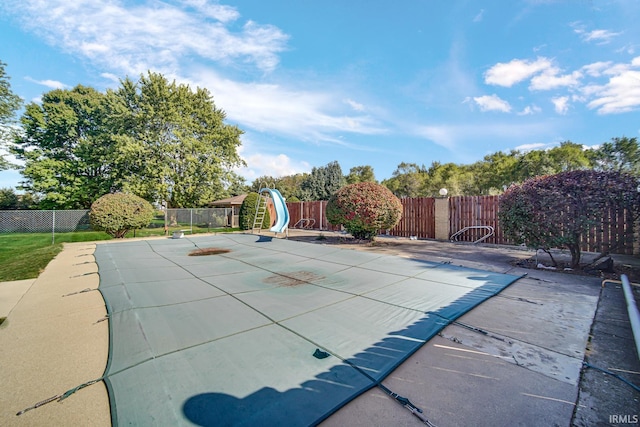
xmin=546 ymin=141 xmax=594 ymax=172
xmin=0 ymin=187 xmax=18 ymax=209
xmin=345 ymin=165 xmax=376 ymax=184
xmin=381 ymin=162 xmax=426 ymax=198
xmin=473 ymin=151 xmax=519 ymax=193
xmin=299 ymin=161 xmax=345 ymax=200
xmin=111 ymin=72 xmax=245 ymax=207
xmin=14 ymin=85 xmax=116 ymax=208
xmin=423 ymin=161 xmax=468 ymax=196
xmin=0 ymin=60 xmax=22 ymax=171
xmin=89 ymin=193 xmax=155 ymax=238
xmin=238 ymin=192 xmax=270 ymax=230
xmin=326 ymin=182 xmax=402 ymax=240
xmin=594 ymin=137 xmax=640 ymax=176
xmin=499 ymin=170 xmax=640 ymax=268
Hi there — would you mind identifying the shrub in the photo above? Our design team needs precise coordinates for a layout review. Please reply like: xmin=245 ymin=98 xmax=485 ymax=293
xmin=90 ymin=193 xmax=155 ymax=238
xmin=239 ymin=192 xmax=271 ymax=230
xmin=326 ymin=182 xmax=402 ymax=240
xmin=499 ymin=170 xmax=640 ymax=267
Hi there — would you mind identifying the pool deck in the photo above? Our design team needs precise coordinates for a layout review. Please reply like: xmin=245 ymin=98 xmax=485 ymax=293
xmin=1 ymin=231 xmax=639 ymax=426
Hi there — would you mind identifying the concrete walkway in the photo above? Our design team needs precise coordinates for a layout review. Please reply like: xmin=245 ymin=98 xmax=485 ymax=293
xmin=0 ymin=279 xmax=35 ymax=319
xmin=0 ymin=242 xmax=110 ymax=427
xmin=1 ymin=233 xmax=639 ymax=426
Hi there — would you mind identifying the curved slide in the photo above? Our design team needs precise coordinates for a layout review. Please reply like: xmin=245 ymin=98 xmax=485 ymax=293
xmin=259 ymin=188 xmax=290 ymax=233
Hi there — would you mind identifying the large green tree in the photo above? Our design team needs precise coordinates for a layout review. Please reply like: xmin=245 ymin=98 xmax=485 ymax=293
xmin=0 ymin=60 xmax=22 ymax=171
xmin=299 ymin=160 xmax=345 ymax=200
xmin=14 ymin=85 xmax=116 ymax=208
xmin=382 ymin=162 xmax=426 ymax=198
xmin=345 ymin=165 xmax=376 ymax=184
xmin=111 ymin=72 xmax=245 ymax=207
xmin=594 ymin=136 xmax=639 ymax=176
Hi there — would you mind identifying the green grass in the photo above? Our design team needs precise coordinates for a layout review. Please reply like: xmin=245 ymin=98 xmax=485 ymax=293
xmin=0 ymin=227 xmax=241 ymax=282
xmin=0 ymin=231 xmax=113 ymax=282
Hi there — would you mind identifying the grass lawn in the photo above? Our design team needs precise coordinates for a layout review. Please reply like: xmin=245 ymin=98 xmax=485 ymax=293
xmin=0 ymin=227 xmax=241 ymax=282
xmin=0 ymin=232 xmax=112 ymax=282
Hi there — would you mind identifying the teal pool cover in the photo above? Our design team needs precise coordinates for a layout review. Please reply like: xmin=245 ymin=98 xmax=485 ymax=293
xmin=95 ymin=234 xmax=522 ymax=426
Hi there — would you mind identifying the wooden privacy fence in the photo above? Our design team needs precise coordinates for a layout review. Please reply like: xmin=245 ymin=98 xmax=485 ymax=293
xmin=448 ymin=196 xmax=504 ymax=245
xmin=391 ymin=197 xmax=435 ymax=239
xmin=286 ymin=196 xmax=639 ymax=255
xmin=286 ymin=201 xmax=341 ymax=232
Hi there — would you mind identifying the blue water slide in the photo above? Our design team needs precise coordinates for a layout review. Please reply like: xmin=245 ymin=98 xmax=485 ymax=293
xmin=259 ymin=188 xmax=290 ymax=233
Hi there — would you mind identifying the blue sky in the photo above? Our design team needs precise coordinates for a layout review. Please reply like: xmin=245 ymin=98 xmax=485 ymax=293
xmin=1 ymin=0 xmax=639 ymax=190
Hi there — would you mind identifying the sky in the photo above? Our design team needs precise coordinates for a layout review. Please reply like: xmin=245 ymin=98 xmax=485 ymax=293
xmin=1 ymin=0 xmax=640 ymax=190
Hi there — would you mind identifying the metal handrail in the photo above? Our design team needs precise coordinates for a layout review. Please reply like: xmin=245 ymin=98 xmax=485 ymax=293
xmin=293 ymin=218 xmax=316 ymax=229
xmin=450 ymin=225 xmax=495 ymax=244
xmin=622 ymin=275 xmax=640 ymax=360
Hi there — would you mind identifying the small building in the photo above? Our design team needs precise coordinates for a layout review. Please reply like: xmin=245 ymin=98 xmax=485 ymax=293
xmin=209 ymin=193 xmax=277 ymax=229
xmin=209 ymin=194 xmax=247 ymax=227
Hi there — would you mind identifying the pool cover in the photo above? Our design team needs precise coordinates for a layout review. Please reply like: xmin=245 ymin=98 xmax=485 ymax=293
xmin=95 ymin=234 xmax=522 ymax=426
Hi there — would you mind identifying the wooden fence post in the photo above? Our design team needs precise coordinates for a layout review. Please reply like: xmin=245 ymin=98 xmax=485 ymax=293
xmin=635 ymin=217 xmax=640 ymax=256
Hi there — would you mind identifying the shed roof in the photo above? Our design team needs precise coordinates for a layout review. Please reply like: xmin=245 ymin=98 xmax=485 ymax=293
xmin=209 ymin=194 xmax=247 ymax=207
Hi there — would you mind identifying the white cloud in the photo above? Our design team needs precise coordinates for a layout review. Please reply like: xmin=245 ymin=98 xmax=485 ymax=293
xmin=412 ymin=121 xmax=556 ymax=150
xmin=484 ymin=55 xmax=640 ymax=115
xmin=236 ymin=153 xmax=311 ymax=181
xmin=414 ymin=126 xmax=456 ymax=149
xmin=552 ymin=96 xmax=570 ymax=114
xmin=517 ymin=105 xmax=541 ymax=115
xmin=514 ymin=142 xmax=550 ymax=152
xmin=581 ymin=61 xmax=613 ymax=77
xmin=181 ymin=0 xmax=240 ymax=23
xmin=6 ymin=1 xmax=387 ymax=147
xmin=473 ymin=9 xmax=484 ymax=22
xmin=484 ymin=57 xmax=553 ymax=87
xmin=344 ymin=98 xmax=365 ymax=112
xmin=100 ymin=73 xmax=120 ymax=85
xmin=6 ymin=0 xmax=289 ymax=75
xmin=586 ymin=70 xmax=640 ymax=114
xmin=473 ymin=94 xmax=512 ymax=112
xmin=24 ymin=76 xmax=66 ymax=89
xmin=575 ymin=28 xmax=622 ymax=45
xmin=530 ymin=68 xmax=582 ymax=90
xmin=192 ymin=69 xmax=387 ymax=144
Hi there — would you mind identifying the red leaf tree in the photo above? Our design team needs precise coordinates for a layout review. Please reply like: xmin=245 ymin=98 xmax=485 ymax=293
xmin=499 ymin=170 xmax=640 ymax=267
xmin=326 ymin=182 xmax=402 ymax=240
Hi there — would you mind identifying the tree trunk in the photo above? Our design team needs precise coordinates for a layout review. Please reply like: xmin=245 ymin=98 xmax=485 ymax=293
xmin=569 ymin=244 xmax=581 ymax=268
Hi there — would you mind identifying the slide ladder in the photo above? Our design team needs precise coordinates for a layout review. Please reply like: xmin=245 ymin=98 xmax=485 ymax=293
xmin=251 ymin=193 xmax=269 ymax=234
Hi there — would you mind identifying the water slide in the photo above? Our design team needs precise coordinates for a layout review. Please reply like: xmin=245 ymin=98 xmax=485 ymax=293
xmin=259 ymin=187 xmax=290 ymax=233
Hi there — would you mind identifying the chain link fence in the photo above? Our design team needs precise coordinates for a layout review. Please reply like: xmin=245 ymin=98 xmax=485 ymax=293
xmin=165 ymin=208 xmax=239 ymax=231
xmin=0 ymin=208 xmax=239 ymax=237
xmin=0 ymin=210 xmax=91 ymax=233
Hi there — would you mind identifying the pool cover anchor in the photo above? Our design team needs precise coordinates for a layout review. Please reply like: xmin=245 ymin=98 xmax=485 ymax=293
xmin=16 ymin=378 xmax=103 ymax=416
xmin=379 ymin=383 xmax=437 ymax=426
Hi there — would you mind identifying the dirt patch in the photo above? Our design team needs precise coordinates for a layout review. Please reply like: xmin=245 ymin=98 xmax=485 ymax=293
xmin=263 ymin=270 xmax=324 ymax=287
xmin=288 ymin=233 xmax=380 ymax=247
xmin=188 ymin=248 xmax=231 ymax=256
xmin=513 ymin=257 xmax=640 ymax=282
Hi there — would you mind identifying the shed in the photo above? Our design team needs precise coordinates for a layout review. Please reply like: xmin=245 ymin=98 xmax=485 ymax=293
xmin=209 ymin=194 xmax=247 ymax=227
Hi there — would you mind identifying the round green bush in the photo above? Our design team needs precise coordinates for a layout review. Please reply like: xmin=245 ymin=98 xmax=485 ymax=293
xmin=326 ymin=182 xmax=402 ymax=240
xmin=239 ymin=192 xmax=271 ymax=230
xmin=90 ymin=193 xmax=155 ymax=238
